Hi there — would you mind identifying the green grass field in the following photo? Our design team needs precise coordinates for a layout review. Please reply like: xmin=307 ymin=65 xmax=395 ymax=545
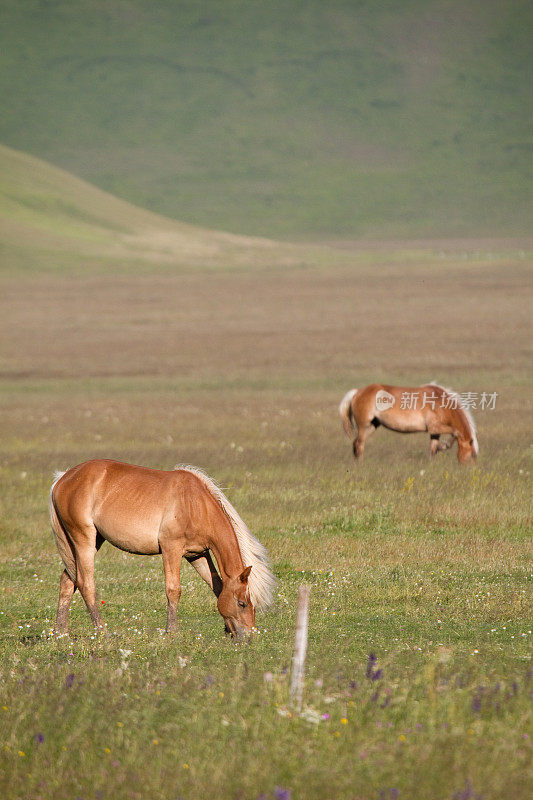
xmin=1 ymin=145 xmax=532 ymax=797
xmin=1 ymin=0 xmax=531 ymax=238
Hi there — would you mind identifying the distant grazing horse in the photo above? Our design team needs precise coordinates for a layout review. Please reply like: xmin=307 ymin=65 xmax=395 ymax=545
xmin=339 ymin=383 xmax=478 ymax=463
xmin=49 ymin=460 xmax=276 ymax=639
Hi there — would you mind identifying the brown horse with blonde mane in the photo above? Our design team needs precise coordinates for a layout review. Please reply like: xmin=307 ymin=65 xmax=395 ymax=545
xmin=339 ymin=383 xmax=478 ymax=463
xmin=49 ymin=460 xmax=276 ymax=639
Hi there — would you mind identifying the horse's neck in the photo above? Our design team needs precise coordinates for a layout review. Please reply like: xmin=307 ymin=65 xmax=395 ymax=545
xmin=205 ymin=507 xmax=244 ymax=581
xmin=453 ymin=407 xmax=472 ymax=441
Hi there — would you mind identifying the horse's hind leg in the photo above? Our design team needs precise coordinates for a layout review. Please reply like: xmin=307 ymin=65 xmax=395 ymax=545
xmin=54 ymin=569 xmax=76 ymax=636
xmin=353 ymin=423 xmax=376 ymax=460
xmin=73 ymin=529 xmax=105 ymax=632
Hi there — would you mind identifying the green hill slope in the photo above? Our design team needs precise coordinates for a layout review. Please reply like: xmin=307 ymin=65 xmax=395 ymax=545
xmin=1 ymin=0 xmax=531 ymax=238
xmin=0 ymin=144 xmax=301 ymax=274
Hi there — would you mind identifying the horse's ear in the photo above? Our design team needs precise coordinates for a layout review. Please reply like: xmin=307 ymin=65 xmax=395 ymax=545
xmin=239 ymin=566 xmax=252 ymax=583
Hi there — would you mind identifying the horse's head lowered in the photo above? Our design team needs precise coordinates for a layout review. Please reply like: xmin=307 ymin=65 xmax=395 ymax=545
xmin=457 ymin=435 xmax=478 ymax=464
xmin=217 ymin=565 xmax=255 ymax=640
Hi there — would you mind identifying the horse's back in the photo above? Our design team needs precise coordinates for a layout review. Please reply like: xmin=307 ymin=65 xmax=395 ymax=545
xmin=52 ymin=460 xmax=182 ymax=555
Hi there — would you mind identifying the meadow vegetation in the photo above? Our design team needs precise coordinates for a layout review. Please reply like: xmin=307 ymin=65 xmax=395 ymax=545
xmin=0 ymin=143 xmax=532 ymax=797
xmin=1 ymin=0 xmax=531 ymax=239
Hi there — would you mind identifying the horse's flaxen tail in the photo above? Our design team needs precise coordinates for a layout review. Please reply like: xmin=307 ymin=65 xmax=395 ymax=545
xmin=339 ymin=389 xmax=358 ymax=438
xmin=49 ymin=471 xmax=76 ymax=582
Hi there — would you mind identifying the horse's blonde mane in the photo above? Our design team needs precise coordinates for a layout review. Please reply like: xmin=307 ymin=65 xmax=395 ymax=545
xmin=428 ymin=383 xmax=478 ymax=455
xmin=174 ymin=465 xmax=277 ymax=610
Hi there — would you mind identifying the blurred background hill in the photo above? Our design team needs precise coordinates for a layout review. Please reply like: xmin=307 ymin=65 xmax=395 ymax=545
xmin=1 ymin=0 xmax=531 ymax=240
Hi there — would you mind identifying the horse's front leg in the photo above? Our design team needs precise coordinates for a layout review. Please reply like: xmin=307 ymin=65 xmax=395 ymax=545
xmin=54 ymin=569 xmax=76 ymax=636
xmin=186 ymin=551 xmax=223 ymax=597
xmin=161 ymin=543 xmax=183 ymax=634
xmin=429 ymin=434 xmax=440 ymax=458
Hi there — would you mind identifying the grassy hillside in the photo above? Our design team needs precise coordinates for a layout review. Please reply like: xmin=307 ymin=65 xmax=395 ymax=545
xmin=1 ymin=0 xmax=531 ymax=238
xmin=0 ymin=143 xmax=309 ymax=274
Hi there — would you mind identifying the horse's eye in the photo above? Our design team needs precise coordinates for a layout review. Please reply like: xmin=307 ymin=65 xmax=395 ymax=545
xmin=238 ymin=600 xmax=247 ymax=609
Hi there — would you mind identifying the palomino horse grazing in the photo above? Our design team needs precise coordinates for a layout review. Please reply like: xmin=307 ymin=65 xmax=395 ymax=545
xmin=49 ymin=460 xmax=276 ymax=639
xmin=339 ymin=383 xmax=478 ymax=463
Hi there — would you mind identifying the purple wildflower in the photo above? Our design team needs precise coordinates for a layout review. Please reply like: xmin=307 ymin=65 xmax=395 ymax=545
xmin=366 ymin=653 xmax=383 ymax=682
xmin=365 ymin=653 xmax=377 ymax=678
xmin=471 ymin=687 xmax=484 ymax=713
xmin=452 ymin=781 xmax=483 ymax=800
xmin=274 ymin=789 xmax=291 ymax=800
xmin=65 ymin=673 xmax=75 ymax=688
xmin=33 ymin=733 xmax=44 ymax=744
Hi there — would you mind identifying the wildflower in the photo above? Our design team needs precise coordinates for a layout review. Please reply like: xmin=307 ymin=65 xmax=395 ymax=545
xmin=33 ymin=733 xmax=44 ymax=744
xmin=300 ymin=707 xmax=322 ymax=724
xmin=65 ymin=674 xmax=75 ymax=688
xmin=452 ymin=781 xmax=483 ymax=800
xmin=322 ymin=713 xmax=330 ymax=720
xmin=182 ymin=763 xmax=189 ymax=769
xmin=471 ymin=689 xmax=483 ymax=713
xmin=18 ymin=750 xmax=25 ymax=757
xmin=263 ymin=672 xmax=274 ymax=683
xmin=341 ymin=717 xmax=348 ymax=725
xmin=274 ymin=788 xmax=291 ymax=800
xmin=104 ymin=748 xmax=111 ymax=754
xmin=366 ymin=654 xmax=383 ymax=681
